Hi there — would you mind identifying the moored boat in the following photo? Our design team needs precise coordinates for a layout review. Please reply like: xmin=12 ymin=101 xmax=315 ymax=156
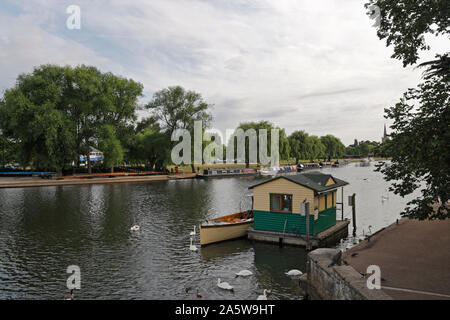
xmin=199 ymin=211 xmax=254 ymax=246
xmin=196 ymin=168 xmax=257 ymax=178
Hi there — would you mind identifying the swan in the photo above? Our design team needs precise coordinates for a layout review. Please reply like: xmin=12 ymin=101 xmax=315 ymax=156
xmin=257 ymin=289 xmax=267 ymax=300
xmin=285 ymin=269 xmax=303 ymax=277
xmin=189 ymin=237 xmax=198 ymax=251
xmin=64 ymin=289 xmax=74 ymax=300
xmin=190 ymin=225 xmax=196 ymax=237
xmin=235 ymin=270 xmax=253 ymax=277
xmin=130 ymin=225 xmax=140 ymax=231
xmin=217 ymin=278 xmax=234 ymax=291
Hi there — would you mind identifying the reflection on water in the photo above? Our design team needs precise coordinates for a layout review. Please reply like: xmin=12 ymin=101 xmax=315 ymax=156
xmin=0 ymin=162 xmax=418 ymax=299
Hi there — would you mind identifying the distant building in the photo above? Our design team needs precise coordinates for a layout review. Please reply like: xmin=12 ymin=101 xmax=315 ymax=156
xmin=381 ymin=124 xmax=388 ymax=143
xmin=80 ymin=147 xmax=104 ymax=162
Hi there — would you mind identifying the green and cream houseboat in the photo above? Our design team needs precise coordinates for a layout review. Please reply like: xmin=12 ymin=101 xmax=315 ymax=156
xmin=249 ymin=172 xmax=349 ymax=236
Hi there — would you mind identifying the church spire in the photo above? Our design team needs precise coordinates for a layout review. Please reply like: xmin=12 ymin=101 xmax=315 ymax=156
xmin=382 ymin=124 xmax=388 ymax=143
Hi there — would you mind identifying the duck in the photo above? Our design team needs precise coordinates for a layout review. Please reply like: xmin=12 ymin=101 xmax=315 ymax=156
xmin=196 ymin=289 xmax=202 ymax=298
xmin=64 ymin=289 xmax=74 ymax=300
xmin=130 ymin=225 xmax=140 ymax=231
xmin=217 ymin=278 xmax=234 ymax=291
xmin=257 ymin=289 xmax=268 ymax=300
xmin=285 ymin=269 xmax=303 ymax=277
xmin=190 ymin=225 xmax=196 ymax=237
xmin=189 ymin=237 xmax=198 ymax=251
xmin=235 ymin=270 xmax=253 ymax=277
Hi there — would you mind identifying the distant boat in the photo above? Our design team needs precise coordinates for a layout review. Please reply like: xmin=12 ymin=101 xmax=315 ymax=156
xmin=196 ymin=168 xmax=257 ymax=179
xmin=199 ymin=211 xmax=254 ymax=246
xmin=260 ymin=166 xmax=280 ymax=176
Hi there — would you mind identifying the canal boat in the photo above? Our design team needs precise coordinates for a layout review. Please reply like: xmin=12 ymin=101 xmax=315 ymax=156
xmin=199 ymin=211 xmax=254 ymax=246
xmin=196 ymin=168 xmax=257 ymax=178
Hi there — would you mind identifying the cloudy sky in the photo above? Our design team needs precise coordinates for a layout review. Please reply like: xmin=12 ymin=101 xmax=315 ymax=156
xmin=0 ymin=0 xmax=448 ymax=145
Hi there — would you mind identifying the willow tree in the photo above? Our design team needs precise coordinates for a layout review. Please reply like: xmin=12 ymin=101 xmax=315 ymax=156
xmin=146 ymin=86 xmax=213 ymax=172
xmin=288 ymin=130 xmax=310 ymax=163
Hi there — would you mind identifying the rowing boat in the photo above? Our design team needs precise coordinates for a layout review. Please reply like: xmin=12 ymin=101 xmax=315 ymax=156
xmin=199 ymin=211 xmax=254 ymax=246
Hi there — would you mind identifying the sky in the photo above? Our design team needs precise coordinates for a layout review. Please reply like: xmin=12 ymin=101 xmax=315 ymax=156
xmin=0 ymin=0 xmax=448 ymax=145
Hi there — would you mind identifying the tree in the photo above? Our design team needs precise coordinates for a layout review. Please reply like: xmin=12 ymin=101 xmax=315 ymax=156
xmin=0 ymin=131 xmax=17 ymax=166
xmin=366 ymin=0 xmax=450 ymax=220
xmin=359 ymin=141 xmax=370 ymax=158
xmin=98 ymin=125 xmax=124 ymax=173
xmin=307 ymin=136 xmax=325 ymax=162
xmin=288 ymin=130 xmax=310 ymax=163
xmin=378 ymin=70 xmax=449 ymax=220
xmin=231 ymin=121 xmax=288 ymax=167
xmin=0 ymin=64 xmax=143 ymax=175
xmin=365 ymin=0 xmax=449 ymax=67
xmin=0 ymin=65 xmax=76 ymax=175
xmin=146 ymin=86 xmax=213 ymax=172
xmin=65 ymin=65 xmax=143 ymax=174
xmin=320 ymin=135 xmax=346 ymax=161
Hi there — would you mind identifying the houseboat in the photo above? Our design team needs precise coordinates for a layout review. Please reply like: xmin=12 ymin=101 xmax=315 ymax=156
xmin=260 ymin=165 xmax=297 ymax=176
xmin=196 ymin=168 xmax=257 ymax=178
xmin=247 ymin=172 xmax=350 ymax=247
xmin=199 ymin=211 xmax=254 ymax=246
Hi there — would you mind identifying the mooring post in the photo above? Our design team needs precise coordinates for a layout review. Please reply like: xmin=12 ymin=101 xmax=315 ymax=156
xmin=305 ymin=201 xmax=311 ymax=251
xmin=341 ymin=186 xmax=344 ymax=220
xmin=352 ymin=193 xmax=356 ymax=237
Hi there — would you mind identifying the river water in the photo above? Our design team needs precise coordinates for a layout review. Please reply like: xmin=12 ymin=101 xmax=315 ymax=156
xmin=0 ymin=162 xmax=418 ymax=300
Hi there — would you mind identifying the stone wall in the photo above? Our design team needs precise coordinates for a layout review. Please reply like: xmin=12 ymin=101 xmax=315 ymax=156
xmin=305 ymin=248 xmax=392 ymax=300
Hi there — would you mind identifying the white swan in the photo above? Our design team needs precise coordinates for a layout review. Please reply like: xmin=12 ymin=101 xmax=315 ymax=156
xmin=235 ymin=270 xmax=253 ymax=277
xmin=190 ymin=225 xmax=196 ymax=236
xmin=285 ymin=269 xmax=302 ymax=277
xmin=217 ymin=278 xmax=233 ymax=291
xmin=130 ymin=225 xmax=140 ymax=231
xmin=257 ymin=289 xmax=268 ymax=300
xmin=189 ymin=237 xmax=198 ymax=251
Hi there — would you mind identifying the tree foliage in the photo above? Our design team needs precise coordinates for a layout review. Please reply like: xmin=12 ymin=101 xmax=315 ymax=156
xmin=320 ymin=135 xmax=345 ymax=161
xmin=146 ymin=86 xmax=213 ymax=172
xmin=367 ymin=0 xmax=450 ymax=220
xmin=288 ymin=131 xmax=309 ymax=163
xmin=0 ymin=64 xmax=143 ymax=174
xmin=365 ymin=0 xmax=450 ymax=67
xmin=378 ymin=70 xmax=449 ymax=220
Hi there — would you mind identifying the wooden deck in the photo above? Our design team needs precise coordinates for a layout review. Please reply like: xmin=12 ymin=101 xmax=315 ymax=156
xmin=0 ymin=173 xmax=197 ymax=188
xmin=247 ymin=220 xmax=349 ymax=248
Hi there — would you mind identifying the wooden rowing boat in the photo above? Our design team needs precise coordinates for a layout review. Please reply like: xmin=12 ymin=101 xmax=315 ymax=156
xmin=199 ymin=211 xmax=254 ymax=246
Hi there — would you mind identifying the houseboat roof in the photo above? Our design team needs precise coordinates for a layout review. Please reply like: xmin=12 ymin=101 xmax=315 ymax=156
xmin=248 ymin=172 xmax=349 ymax=193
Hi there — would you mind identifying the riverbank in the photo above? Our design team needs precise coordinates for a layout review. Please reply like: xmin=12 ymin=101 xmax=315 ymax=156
xmin=304 ymin=217 xmax=450 ymax=300
xmin=0 ymin=173 xmax=197 ymax=188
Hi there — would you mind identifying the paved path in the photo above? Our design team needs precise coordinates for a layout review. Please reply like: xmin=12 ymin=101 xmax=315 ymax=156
xmin=0 ymin=173 xmax=197 ymax=188
xmin=343 ymin=218 xmax=450 ymax=300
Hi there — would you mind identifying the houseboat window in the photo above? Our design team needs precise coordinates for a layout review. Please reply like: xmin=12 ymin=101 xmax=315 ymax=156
xmin=270 ymin=194 xmax=292 ymax=213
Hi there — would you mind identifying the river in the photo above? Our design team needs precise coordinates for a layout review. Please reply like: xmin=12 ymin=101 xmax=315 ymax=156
xmin=0 ymin=161 xmax=418 ymax=299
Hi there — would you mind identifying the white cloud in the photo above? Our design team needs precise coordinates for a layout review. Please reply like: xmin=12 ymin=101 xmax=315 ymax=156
xmin=1 ymin=0 xmax=448 ymax=144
